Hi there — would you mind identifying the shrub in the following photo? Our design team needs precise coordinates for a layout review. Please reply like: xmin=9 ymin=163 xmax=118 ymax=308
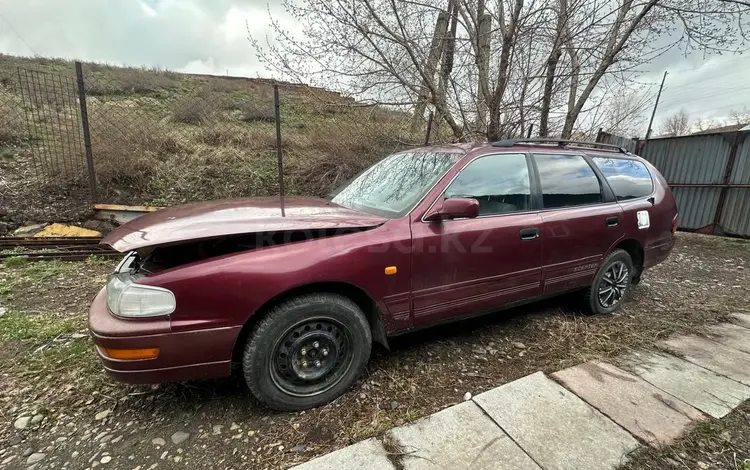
xmin=88 ymin=109 xmax=168 ymax=197
xmin=199 ymin=125 xmax=280 ymax=150
xmin=238 ymin=100 xmax=276 ymax=123
xmin=172 ymin=96 xmax=213 ymax=125
xmin=0 ymin=94 xmax=26 ymax=144
xmin=86 ymin=67 xmax=178 ymax=96
xmin=0 ymin=115 xmax=25 ymax=145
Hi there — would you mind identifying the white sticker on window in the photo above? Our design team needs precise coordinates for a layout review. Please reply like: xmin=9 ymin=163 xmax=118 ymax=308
xmin=637 ymin=210 xmax=650 ymax=229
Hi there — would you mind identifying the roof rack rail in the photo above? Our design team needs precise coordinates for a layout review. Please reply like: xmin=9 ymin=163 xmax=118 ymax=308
xmin=491 ymin=138 xmax=629 ymax=154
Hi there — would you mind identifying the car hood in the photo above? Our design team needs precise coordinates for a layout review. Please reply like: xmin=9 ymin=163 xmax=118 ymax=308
xmin=101 ymin=196 xmax=387 ymax=252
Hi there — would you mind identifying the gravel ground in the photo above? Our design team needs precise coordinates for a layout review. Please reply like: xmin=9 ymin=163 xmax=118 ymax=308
xmin=622 ymin=400 xmax=750 ymax=470
xmin=0 ymin=232 xmax=748 ymax=470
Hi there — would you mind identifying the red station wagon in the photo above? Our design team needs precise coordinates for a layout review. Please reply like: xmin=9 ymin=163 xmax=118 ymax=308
xmin=89 ymin=139 xmax=678 ymax=410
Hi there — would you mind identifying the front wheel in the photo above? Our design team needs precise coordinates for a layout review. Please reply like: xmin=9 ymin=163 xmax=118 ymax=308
xmin=242 ymin=293 xmax=371 ymax=411
xmin=583 ymin=249 xmax=634 ymax=314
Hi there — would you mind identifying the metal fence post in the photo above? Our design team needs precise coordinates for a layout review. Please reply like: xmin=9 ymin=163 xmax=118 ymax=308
xmin=424 ymin=111 xmax=434 ymax=145
xmin=75 ymin=61 xmax=97 ymax=202
xmin=713 ymin=130 xmax=743 ymax=233
xmin=273 ymin=83 xmax=285 ymax=216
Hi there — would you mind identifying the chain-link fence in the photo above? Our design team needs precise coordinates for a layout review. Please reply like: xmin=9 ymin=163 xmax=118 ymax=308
xmin=0 ymin=62 xmax=94 ymax=233
xmin=1 ymin=58 xmax=442 ymax=231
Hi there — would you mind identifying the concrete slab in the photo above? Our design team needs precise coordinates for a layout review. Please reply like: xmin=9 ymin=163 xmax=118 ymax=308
xmin=552 ymin=362 xmax=704 ymax=447
xmin=729 ymin=313 xmax=750 ymax=329
xmin=473 ymin=371 xmax=639 ymax=470
xmin=290 ymin=438 xmax=394 ymax=470
xmin=660 ymin=335 xmax=750 ymax=386
xmin=387 ymin=401 xmax=541 ymax=470
xmin=621 ymin=351 xmax=750 ymax=418
xmin=706 ymin=322 xmax=750 ymax=354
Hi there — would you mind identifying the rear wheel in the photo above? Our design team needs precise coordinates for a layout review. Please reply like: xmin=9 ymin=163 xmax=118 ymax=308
xmin=583 ymin=249 xmax=634 ymax=314
xmin=242 ymin=293 xmax=371 ymax=411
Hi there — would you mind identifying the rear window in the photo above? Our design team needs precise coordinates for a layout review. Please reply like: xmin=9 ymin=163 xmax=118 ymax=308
xmin=591 ymin=157 xmax=653 ymax=201
xmin=534 ymin=154 xmax=603 ymax=208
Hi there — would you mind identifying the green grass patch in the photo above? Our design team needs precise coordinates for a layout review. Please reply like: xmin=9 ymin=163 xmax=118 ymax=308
xmin=3 ymin=256 xmax=26 ymax=267
xmin=0 ymin=284 xmax=12 ymax=301
xmin=20 ymin=339 xmax=97 ymax=373
xmin=17 ymin=260 xmax=69 ymax=281
xmin=0 ymin=311 xmax=84 ymax=341
xmin=86 ymin=255 xmax=114 ymax=266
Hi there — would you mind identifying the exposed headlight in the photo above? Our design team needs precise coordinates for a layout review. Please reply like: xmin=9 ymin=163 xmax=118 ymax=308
xmin=106 ymin=273 xmax=176 ymax=318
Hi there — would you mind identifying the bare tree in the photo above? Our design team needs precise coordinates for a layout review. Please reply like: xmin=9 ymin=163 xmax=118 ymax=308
xmin=727 ymin=107 xmax=750 ymax=126
xmin=252 ymin=0 xmax=750 ymax=142
xmin=693 ymin=117 xmax=719 ymax=133
xmin=659 ymin=108 xmax=691 ymax=136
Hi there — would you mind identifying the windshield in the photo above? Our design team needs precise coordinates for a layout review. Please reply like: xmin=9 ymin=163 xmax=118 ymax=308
xmin=332 ymin=151 xmax=462 ymax=218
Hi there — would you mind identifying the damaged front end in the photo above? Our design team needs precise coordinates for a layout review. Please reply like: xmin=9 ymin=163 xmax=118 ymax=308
xmin=117 ymin=227 xmax=376 ymax=274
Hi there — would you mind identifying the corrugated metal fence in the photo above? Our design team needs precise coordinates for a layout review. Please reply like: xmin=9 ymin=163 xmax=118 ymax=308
xmin=598 ymin=130 xmax=750 ymax=237
xmin=596 ymin=130 xmax=639 ymax=153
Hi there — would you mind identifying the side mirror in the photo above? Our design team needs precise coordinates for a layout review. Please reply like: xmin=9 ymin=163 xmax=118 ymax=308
xmin=424 ymin=197 xmax=480 ymax=221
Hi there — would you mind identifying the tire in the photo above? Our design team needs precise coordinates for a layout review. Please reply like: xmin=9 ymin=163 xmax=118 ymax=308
xmin=583 ymin=249 xmax=634 ymax=314
xmin=242 ymin=293 xmax=372 ymax=411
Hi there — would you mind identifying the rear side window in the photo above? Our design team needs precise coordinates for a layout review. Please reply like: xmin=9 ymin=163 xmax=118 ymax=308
xmin=445 ymin=153 xmax=531 ymax=215
xmin=591 ymin=157 xmax=654 ymax=200
xmin=534 ymin=154 xmax=602 ymax=208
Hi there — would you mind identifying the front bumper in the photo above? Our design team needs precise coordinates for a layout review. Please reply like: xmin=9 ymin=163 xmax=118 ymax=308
xmin=88 ymin=288 xmax=241 ymax=384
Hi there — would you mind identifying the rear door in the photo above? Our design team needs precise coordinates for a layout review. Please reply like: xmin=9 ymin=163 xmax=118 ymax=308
xmin=533 ymin=153 xmax=624 ymax=294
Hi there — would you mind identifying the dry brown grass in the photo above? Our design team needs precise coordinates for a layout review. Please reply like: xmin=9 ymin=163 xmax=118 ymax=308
xmin=0 ymin=91 xmax=27 ymax=145
xmin=238 ymin=100 xmax=276 ymax=123
xmin=85 ymin=66 xmax=179 ymax=96
xmin=172 ymin=95 xmax=215 ymax=125
xmin=1 ymin=54 xmax=438 ymax=215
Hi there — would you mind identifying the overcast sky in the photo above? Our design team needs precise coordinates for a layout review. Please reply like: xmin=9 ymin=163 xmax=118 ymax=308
xmin=1 ymin=0 xmax=749 ymax=131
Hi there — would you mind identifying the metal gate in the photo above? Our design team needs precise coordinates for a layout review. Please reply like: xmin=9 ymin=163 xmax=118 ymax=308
xmin=17 ymin=67 xmax=95 ymax=197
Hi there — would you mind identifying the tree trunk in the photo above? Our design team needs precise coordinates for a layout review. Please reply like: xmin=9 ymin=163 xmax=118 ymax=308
xmin=539 ymin=49 xmax=561 ymax=137
xmin=435 ymin=0 xmax=459 ymax=135
xmin=561 ymin=0 xmax=659 ymax=137
xmin=475 ymin=12 xmax=492 ymax=131
xmin=487 ymin=0 xmax=524 ymax=141
xmin=561 ymin=0 xmax=579 ymax=139
xmin=539 ymin=0 xmax=566 ymax=138
xmin=411 ymin=9 xmax=449 ymax=132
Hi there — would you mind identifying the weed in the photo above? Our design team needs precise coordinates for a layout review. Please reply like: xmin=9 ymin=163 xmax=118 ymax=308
xmin=3 ymin=256 xmax=26 ymax=267
xmin=21 ymin=260 xmax=68 ymax=281
xmin=0 ymin=311 xmax=83 ymax=342
xmin=238 ymin=100 xmax=276 ymax=123
xmin=86 ymin=255 xmax=112 ymax=266
xmin=0 ymin=284 xmax=12 ymax=300
xmin=172 ymin=95 xmax=213 ymax=125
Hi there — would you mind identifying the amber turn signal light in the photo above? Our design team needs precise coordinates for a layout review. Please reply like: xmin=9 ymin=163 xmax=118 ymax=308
xmin=99 ymin=347 xmax=160 ymax=360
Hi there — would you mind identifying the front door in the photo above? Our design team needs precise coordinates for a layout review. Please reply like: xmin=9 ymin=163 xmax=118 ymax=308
xmin=410 ymin=153 xmax=543 ymax=326
xmin=532 ymin=153 xmax=625 ymax=294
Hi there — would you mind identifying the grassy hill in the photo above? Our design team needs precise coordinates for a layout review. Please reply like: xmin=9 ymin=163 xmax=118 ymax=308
xmin=0 ymin=54 xmax=429 ymax=231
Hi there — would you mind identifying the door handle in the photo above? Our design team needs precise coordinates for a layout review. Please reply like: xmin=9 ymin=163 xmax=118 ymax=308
xmin=519 ymin=228 xmax=540 ymax=240
xmin=606 ymin=216 xmax=619 ymax=227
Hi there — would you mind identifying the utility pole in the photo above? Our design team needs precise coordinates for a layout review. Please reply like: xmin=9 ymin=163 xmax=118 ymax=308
xmin=645 ymin=71 xmax=667 ymax=140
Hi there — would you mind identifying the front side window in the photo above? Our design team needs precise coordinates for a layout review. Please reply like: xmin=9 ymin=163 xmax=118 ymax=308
xmin=444 ymin=153 xmax=531 ymax=215
xmin=591 ymin=157 xmax=653 ymax=200
xmin=534 ymin=154 xmax=603 ymax=209
xmin=332 ymin=151 xmax=461 ymax=218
